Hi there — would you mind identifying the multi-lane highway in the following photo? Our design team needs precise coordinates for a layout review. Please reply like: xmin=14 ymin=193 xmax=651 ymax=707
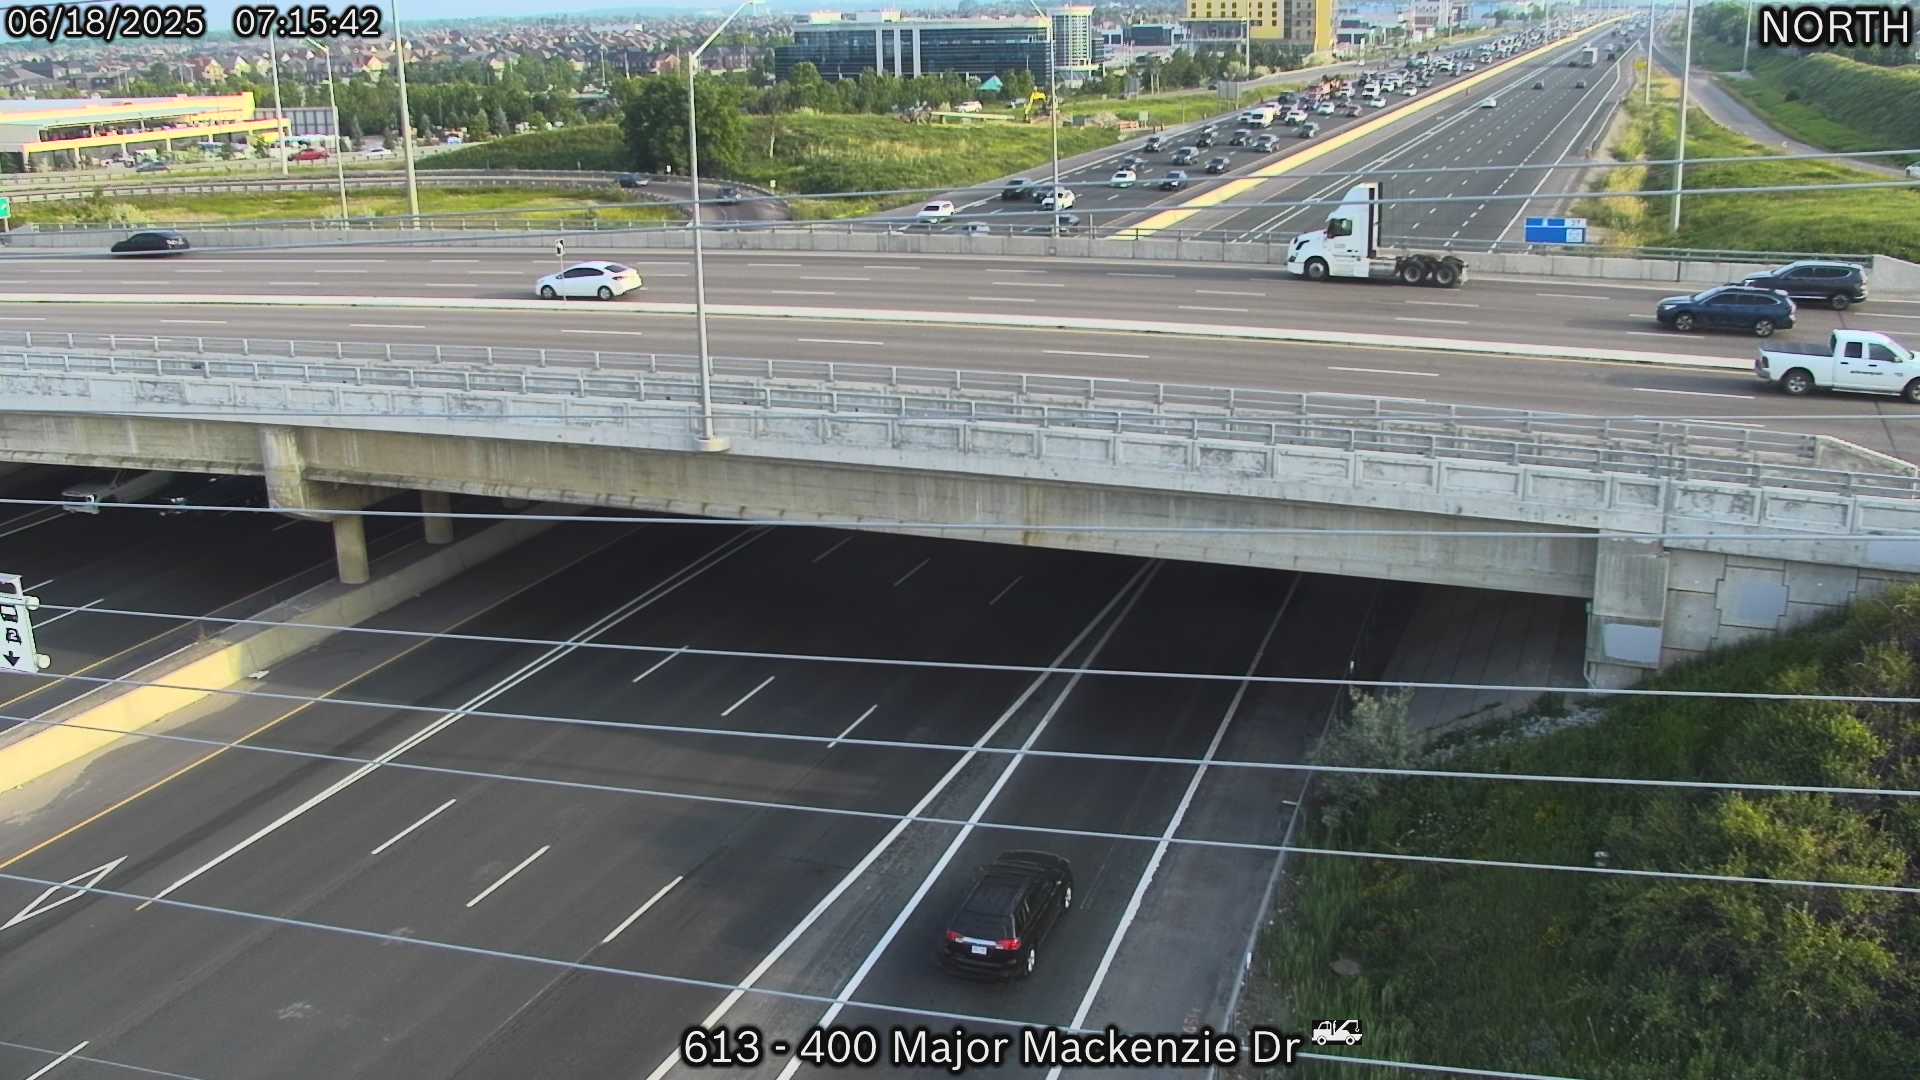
xmin=0 ymin=496 xmax=1438 ymax=1079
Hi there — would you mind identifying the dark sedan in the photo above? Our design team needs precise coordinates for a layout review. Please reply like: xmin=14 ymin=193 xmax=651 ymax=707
xmin=1654 ymin=285 xmax=1796 ymax=337
xmin=1159 ymin=170 xmax=1190 ymax=190
xmin=109 ymin=230 xmax=190 ymax=256
xmin=1205 ymin=156 xmax=1232 ymax=174
xmin=938 ymin=851 xmax=1074 ymax=979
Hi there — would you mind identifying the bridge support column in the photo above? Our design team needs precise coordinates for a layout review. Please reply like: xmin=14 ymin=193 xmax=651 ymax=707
xmin=1585 ymin=538 xmax=1669 ymax=690
xmin=332 ymin=516 xmax=370 ymax=585
xmin=421 ymin=490 xmax=453 ymax=545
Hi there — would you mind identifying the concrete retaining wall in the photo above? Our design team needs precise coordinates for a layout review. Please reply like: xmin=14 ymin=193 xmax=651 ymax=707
xmin=0 ymin=503 xmax=560 ymax=793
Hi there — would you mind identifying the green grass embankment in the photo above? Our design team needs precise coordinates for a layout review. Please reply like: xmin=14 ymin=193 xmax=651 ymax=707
xmin=11 ymin=187 xmax=675 ymax=228
xmin=1238 ymin=585 xmax=1920 ymax=1079
xmin=1684 ymin=37 xmax=1920 ymax=167
xmin=1576 ymin=68 xmax=1920 ymax=258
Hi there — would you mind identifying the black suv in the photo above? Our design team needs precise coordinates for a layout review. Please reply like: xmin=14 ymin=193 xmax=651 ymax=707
xmin=1654 ymin=285 xmax=1796 ymax=337
xmin=938 ymin=851 xmax=1074 ymax=979
xmin=1739 ymin=259 xmax=1868 ymax=309
xmin=1002 ymin=178 xmax=1033 ymax=200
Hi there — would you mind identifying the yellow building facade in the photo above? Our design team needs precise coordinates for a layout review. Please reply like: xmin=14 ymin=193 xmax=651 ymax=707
xmin=1184 ymin=0 xmax=1333 ymax=52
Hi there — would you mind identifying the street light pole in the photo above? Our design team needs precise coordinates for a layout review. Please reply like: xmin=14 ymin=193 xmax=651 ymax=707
xmin=687 ymin=0 xmax=762 ymax=454
xmin=268 ymin=29 xmax=287 ymax=177
xmin=1644 ymin=0 xmax=1654 ymax=107
xmin=1672 ymin=0 xmax=1695 ymax=232
xmin=313 ymin=43 xmax=348 ymax=224
xmin=1739 ymin=0 xmax=1753 ymax=73
xmin=391 ymin=0 xmax=421 ymax=224
xmin=1028 ymin=1 xmax=1060 ymax=243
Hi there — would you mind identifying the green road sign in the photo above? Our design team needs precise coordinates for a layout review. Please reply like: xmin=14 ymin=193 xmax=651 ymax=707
xmin=0 ymin=196 xmax=10 ymax=220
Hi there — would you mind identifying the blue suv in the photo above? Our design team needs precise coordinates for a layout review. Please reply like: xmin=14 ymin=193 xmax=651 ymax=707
xmin=1654 ymin=285 xmax=1796 ymax=338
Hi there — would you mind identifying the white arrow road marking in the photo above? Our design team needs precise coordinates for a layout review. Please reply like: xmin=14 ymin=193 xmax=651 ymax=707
xmin=3 ymin=856 xmax=126 ymax=930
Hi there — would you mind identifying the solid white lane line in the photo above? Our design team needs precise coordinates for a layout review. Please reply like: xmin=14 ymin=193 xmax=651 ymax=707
xmin=830 ymin=705 xmax=878 ymax=748
xmin=159 ymin=319 xmax=228 ymax=325
xmin=470 ymin=270 xmax=526 ymax=276
xmin=989 ymin=576 xmax=1023 ymax=607
xmin=1179 ymin=305 xmax=1248 ymax=313
xmin=971 ymin=296 xmax=1035 ymax=303
xmin=418 ymin=283 xmax=479 ymax=288
xmin=632 ymin=646 xmax=690 ymax=684
xmin=1394 ymin=317 xmax=1472 ymax=325
xmin=989 ymin=268 xmax=1047 ymax=274
xmin=1108 ymin=272 xmax=1176 ymax=278
xmin=26 ymin=577 xmax=54 ymax=592
xmin=466 ymin=845 xmax=550 ymax=908
xmin=810 ymin=276 xmax=871 ymax=282
xmin=1626 ymin=331 xmax=1681 ymax=338
xmin=892 ymin=557 xmax=931 ymax=588
xmin=797 ymin=338 xmax=885 ymax=347
xmin=862 ymin=265 xmax=916 ymax=270
xmin=1404 ymin=300 xmax=1479 ymax=308
xmin=369 ymin=798 xmax=457 ymax=856
xmin=0 ymin=316 xmax=45 ymax=320
xmin=174 ymin=269 xmax=226 ymax=273
xmin=994 ymin=281 xmax=1064 ymax=288
xmin=811 ymin=535 xmax=854 ymax=564
xmin=749 ymin=263 xmax=803 ymax=268
xmin=1856 ymin=312 xmax=1920 ymax=321
xmin=135 ymin=528 xmax=764 ymax=912
xmin=1627 ymin=312 xmax=1656 ymax=319
xmin=315 ymin=269 xmax=368 ymax=274
xmin=432 ymin=259 xmax=480 ymax=263
xmin=35 ymin=598 xmax=102 ymax=627
xmin=641 ymin=562 xmax=1152 ymax=1080
xmin=1043 ymin=348 xmax=1150 ymax=360
xmin=602 ymin=876 xmax=684 ymax=944
xmin=22 ymin=1041 xmax=88 ymax=1080
xmin=1194 ymin=289 xmax=1264 ymax=297
xmin=1048 ymin=577 xmax=1298 ymax=1076
xmin=1633 ymin=387 xmax=1755 ymax=400
xmin=0 ymin=515 xmax=59 ymax=540
xmin=267 ymin=281 xmax=321 ymax=286
xmin=1537 ymin=292 xmax=1609 ymax=301
xmin=767 ymin=563 xmax=1163 ymax=1080
xmin=350 ymin=323 xmax=428 ymax=330
xmin=721 ymin=676 xmax=776 ymax=718
xmin=1328 ymin=365 xmax=1441 ymax=378
xmin=561 ymin=329 xmax=648 ymax=337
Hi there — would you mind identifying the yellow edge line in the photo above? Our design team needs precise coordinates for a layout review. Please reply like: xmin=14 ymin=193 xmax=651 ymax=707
xmin=1123 ymin=18 xmax=1629 ymax=239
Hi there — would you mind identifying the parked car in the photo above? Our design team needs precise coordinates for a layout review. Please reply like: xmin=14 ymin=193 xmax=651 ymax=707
xmin=1159 ymin=169 xmax=1189 ymax=190
xmin=109 ymin=229 xmax=189 ymax=256
xmin=363 ymin=146 xmax=394 ymax=159
xmin=135 ymin=161 xmax=169 ymax=173
xmin=291 ymin=147 xmax=329 ymax=162
xmin=937 ymin=851 xmax=1074 ymax=979
xmin=535 ymin=261 xmax=644 ymax=301
xmin=1002 ymin=178 xmax=1033 ymax=200
xmin=1738 ymin=259 xmax=1869 ymax=309
xmin=1654 ymin=284 xmax=1796 ymax=337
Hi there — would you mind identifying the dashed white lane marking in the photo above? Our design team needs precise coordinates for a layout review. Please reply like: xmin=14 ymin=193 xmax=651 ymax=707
xmin=989 ymin=576 xmax=1024 ymax=607
xmin=798 ymin=338 xmax=885 ymax=346
xmin=749 ymin=263 xmax=803 ymax=268
xmin=1180 ymin=304 xmax=1249 ymax=313
xmin=602 ymin=876 xmax=684 ymax=944
xmin=631 ymin=645 xmax=691 ymax=684
xmin=1328 ymin=365 xmax=1442 ymax=378
xmin=35 ymin=598 xmax=102 ymax=627
xmin=1537 ymin=292 xmax=1610 ymax=300
xmin=561 ymin=329 xmax=647 ymax=337
xmin=1043 ymin=349 xmax=1150 ymax=360
xmin=0 ymin=316 xmax=44 ymax=320
xmin=1633 ymin=387 xmax=1756 ymax=400
xmin=1394 ymin=316 xmax=1472 ymax=326
xmin=315 ymin=269 xmax=368 ymax=274
xmin=268 ymin=281 xmax=320 ymax=286
xmin=369 ymin=798 xmax=457 ymax=856
xmin=21 ymin=1041 xmax=89 ymax=1080
xmin=159 ymin=319 xmax=227 ymax=325
xmin=767 ymin=289 xmax=836 ymax=296
xmin=1194 ymin=289 xmax=1264 ymax=297
xmin=994 ymin=281 xmax=1065 ymax=287
xmin=810 ymin=276 xmax=871 ymax=282
xmin=830 ymin=705 xmax=879 ymax=748
xmin=892 ymin=557 xmax=931 ymax=588
xmin=721 ymin=675 xmax=776 ymax=717
xmin=465 ymin=845 xmax=550 ymax=908
xmin=811 ymin=535 xmax=854 ymax=564
xmin=1108 ymin=272 xmax=1176 ymax=278
xmin=1404 ymin=300 xmax=1479 ymax=308
xmin=351 ymin=323 xmax=428 ymax=329
xmin=971 ymin=295 xmax=1036 ymax=303
xmin=432 ymin=259 xmax=480 ymax=263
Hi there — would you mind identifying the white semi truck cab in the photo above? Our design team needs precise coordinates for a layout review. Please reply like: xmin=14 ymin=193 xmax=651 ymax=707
xmin=1285 ymin=182 xmax=1467 ymax=288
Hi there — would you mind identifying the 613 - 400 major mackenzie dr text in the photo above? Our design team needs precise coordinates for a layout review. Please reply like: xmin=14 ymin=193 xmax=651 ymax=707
xmin=682 ymin=1024 xmax=1318 ymax=1071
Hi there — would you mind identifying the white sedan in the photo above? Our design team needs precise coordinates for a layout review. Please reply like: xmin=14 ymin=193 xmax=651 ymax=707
xmin=1110 ymin=168 xmax=1137 ymax=188
xmin=1040 ymin=187 xmax=1076 ymax=210
xmin=536 ymin=261 xmax=644 ymax=300
xmin=1907 ymin=162 xmax=1920 ymax=179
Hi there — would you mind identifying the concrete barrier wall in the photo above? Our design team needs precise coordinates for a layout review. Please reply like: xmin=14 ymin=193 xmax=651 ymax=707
xmin=0 ymin=504 xmax=560 ymax=793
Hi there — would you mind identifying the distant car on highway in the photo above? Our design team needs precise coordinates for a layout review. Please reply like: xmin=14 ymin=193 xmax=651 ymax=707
xmin=1364 ymin=94 xmax=1386 ymax=108
xmin=1109 ymin=168 xmax=1137 ymax=188
xmin=716 ymin=187 xmax=742 ymax=205
xmin=1002 ymin=178 xmax=1033 ymax=200
xmin=364 ymin=147 xmax=394 ymax=159
xmin=293 ymin=147 xmax=331 ymax=162
xmin=937 ymin=851 xmax=1073 ymax=980
xmin=135 ymin=161 xmax=169 ymax=173
xmin=1314 ymin=101 xmax=1336 ymax=115
xmin=1478 ymin=97 xmax=1499 ymax=109
xmin=1159 ymin=170 xmax=1189 ymax=190
xmin=1143 ymin=134 xmax=1166 ymax=153
xmin=1195 ymin=132 xmax=1216 ymax=148
xmin=1229 ymin=128 xmax=1251 ymax=146
xmin=915 ymin=200 xmax=956 ymax=223
xmin=1739 ymin=259 xmax=1868 ymax=310
xmin=535 ymin=261 xmax=644 ymax=301
xmin=1908 ymin=162 xmax=1920 ymax=179
xmin=110 ymin=229 xmax=189 ymax=256
xmin=961 ymin=222 xmax=991 ymax=236
xmin=1040 ymin=187 xmax=1076 ymax=210
xmin=1533 ymin=80 xmax=1546 ymax=89
xmin=1204 ymin=156 xmax=1231 ymax=174
xmin=1756 ymin=329 xmax=1918 ymax=400
xmin=1299 ymin=122 xmax=1321 ymax=139
xmin=1170 ymin=146 xmax=1200 ymax=165
xmin=1344 ymin=104 xmax=1364 ymax=117
xmin=1654 ymin=285 xmax=1795 ymax=337
xmin=1252 ymin=134 xmax=1280 ymax=151
xmin=1574 ymin=79 xmax=1588 ymax=89
xmin=616 ymin=173 xmax=650 ymax=188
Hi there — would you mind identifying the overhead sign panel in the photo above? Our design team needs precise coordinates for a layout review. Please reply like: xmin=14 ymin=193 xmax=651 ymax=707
xmin=0 ymin=572 xmax=49 ymax=676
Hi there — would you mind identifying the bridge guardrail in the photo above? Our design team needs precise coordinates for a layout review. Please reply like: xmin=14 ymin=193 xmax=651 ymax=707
xmin=4 ymin=346 xmax=1916 ymax=502
xmin=0 ymin=329 xmax=1847 ymax=468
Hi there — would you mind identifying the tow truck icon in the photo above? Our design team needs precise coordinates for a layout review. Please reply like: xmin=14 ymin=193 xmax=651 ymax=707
xmin=1311 ymin=1020 xmax=1363 ymax=1046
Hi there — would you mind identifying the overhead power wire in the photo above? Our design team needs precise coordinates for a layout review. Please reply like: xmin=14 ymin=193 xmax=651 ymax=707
xmin=4 ymin=498 xmax=1918 ymax=542
xmin=12 ymin=656 xmax=1920 ymax=799
xmin=0 ymin=867 xmax=1593 ymax=1080
xmin=0 ymin=713 xmax=1909 ymax=897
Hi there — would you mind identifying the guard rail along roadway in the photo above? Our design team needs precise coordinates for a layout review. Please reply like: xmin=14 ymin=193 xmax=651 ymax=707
xmin=4 ymin=340 xmax=1920 ymax=690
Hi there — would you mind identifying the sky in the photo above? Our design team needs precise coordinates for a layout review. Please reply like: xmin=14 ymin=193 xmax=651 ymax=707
xmin=178 ymin=0 xmax=778 ymax=24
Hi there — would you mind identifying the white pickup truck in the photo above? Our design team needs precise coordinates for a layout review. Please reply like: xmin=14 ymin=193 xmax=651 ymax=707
xmin=1755 ymin=329 xmax=1920 ymax=402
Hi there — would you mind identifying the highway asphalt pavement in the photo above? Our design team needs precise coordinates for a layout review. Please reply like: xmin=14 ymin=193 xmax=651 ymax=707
xmin=0 ymin=516 xmax=1421 ymax=1079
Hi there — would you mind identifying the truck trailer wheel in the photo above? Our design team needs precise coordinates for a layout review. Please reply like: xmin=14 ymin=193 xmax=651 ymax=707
xmin=1304 ymin=258 xmax=1329 ymax=282
xmin=1431 ymin=261 xmax=1461 ymax=288
xmin=1904 ymin=379 xmax=1920 ymax=405
xmin=1398 ymin=260 xmax=1426 ymax=285
xmin=1780 ymin=369 xmax=1814 ymax=396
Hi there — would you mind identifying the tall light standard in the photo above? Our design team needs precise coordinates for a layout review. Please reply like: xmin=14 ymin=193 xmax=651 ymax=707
xmin=1671 ymin=0 xmax=1695 ymax=231
xmin=1027 ymin=0 xmax=1061 ymax=243
xmin=267 ymin=29 xmax=288 ymax=177
xmin=687 ymin=0 xmax=762 ymax=454
xmin=391 ymin=0 xmax=421 ymax=224
xmin=1644 ymin=0 xmax=1654 ymax=107
xmin=307 ymin=40 xmax=350 ymax=224
xmin=1739 ymin=0 xmax=1754 ymax=73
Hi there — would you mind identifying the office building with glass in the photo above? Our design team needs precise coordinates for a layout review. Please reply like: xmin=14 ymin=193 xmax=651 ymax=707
xmin=774 ymin=11 xmax=1053 ymax=80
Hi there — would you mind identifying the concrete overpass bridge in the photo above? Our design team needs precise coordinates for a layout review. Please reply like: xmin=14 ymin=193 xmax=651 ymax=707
xmin=3 ymin=339 xmax=1918 ymax=689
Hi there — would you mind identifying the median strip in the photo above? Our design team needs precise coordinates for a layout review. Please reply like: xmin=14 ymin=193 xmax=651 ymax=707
xmin=0 ymin=291 xmax=1752 ymax=372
